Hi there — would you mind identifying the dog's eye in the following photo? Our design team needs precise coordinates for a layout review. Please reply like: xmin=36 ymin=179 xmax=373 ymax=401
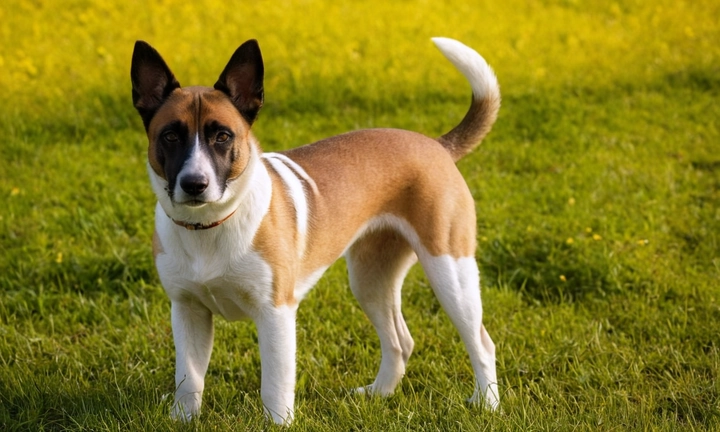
xmin=163 ymin=132 xmax=179 ymax=143
xmin=216 ymin=132 xmax=231 ymax=144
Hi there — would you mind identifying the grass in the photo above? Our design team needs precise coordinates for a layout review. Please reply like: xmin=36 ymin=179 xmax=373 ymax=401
xmin=1 ymin=0 xmax=719 ymax=429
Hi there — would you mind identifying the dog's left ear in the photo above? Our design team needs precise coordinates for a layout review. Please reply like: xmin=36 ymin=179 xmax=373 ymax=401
xmin=214 ymin=39 xmax=264 ymax=125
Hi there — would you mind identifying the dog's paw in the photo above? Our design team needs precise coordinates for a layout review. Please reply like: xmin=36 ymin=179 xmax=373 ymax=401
xmin=352 ymin=384 xmax=394 ymax=397
xmin=353 ymin=385 xmax=370 ymax=396
xmin=171 ymin=395 xmax=201 ymax=422
xmin=467 ymin=385 xmax=500 ymax=411
xmin=263 ymin=406 xmax=294 ymax=426
xmin=171 ymin=405 xmax=195 ymax=422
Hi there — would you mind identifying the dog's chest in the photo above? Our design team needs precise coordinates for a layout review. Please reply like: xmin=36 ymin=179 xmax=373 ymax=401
xmin=155 ymin=231 xmax=274 ymax=320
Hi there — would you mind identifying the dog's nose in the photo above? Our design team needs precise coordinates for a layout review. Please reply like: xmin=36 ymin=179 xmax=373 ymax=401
xmin=180 ymin=174 xmax=209 ymax=196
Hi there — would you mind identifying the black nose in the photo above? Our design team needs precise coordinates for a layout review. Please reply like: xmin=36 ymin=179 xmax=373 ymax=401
xmin=180 ymin=174 xmax=209 ymax=196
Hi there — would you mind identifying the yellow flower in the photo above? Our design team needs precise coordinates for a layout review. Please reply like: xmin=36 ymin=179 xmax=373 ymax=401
xmin=55 ymin=252 xmax=63 ymax=264
xmin=566 ymin=237 xmax=575 ymax=245
xmin=560 ymin=275 xmax=567 ymax=282
xmin=592 ymin=234 xmax=602 ymax=241
xmin=10 ymin=187 xmax=20 ymax=196
xmin=568 ymin=197 xmax=576 ymax=206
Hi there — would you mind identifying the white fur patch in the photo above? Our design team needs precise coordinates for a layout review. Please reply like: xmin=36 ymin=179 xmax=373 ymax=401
xmin=264 ymin=152 xmax=319 ymax=259
xmin=174 ymin=133 xmax=223 ymax=203
xmin=255 ymin=304 xmax=298 ymax=424
xmin=264 ymin=152 xmax=319 ymax=196
xmin=263 ymin=154 xmax=310 ymax=239
xmin=431 ymin=37 xmax=499 ymax=102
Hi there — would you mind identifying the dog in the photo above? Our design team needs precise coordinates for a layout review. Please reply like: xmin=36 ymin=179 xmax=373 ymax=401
xmin=131 ymin=36 xmax=500 ymax=424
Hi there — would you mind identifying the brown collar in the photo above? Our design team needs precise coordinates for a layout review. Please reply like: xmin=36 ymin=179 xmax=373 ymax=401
xmin=170 ymin=209 xmax=237 ymax=231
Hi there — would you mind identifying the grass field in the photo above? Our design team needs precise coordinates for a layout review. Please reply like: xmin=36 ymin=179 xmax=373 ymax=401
xmin=1 ymin=0 xmax=719 ymax=430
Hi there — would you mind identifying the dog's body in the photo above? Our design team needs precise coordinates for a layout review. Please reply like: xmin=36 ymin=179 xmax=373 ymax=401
xmin=131 ymin=37 xmax=500 ymax=424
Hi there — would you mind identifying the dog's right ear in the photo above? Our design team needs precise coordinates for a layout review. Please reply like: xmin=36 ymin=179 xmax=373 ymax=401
xmin=131 ymin=41 xmax=181 ymax=130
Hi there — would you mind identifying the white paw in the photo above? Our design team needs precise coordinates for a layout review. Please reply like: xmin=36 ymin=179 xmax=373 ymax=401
xmin=171 ymin=404 xmax=195 ymax=422
xmin=264 ymin=405 xmax=294 ymax=426
xmin=353 ymin=383 xmax=394 ymax=397
xmin=171 ymin=393 xmax=202 ymax=422
xmin=353 ymin=385 xmax=371 ymax=396
xmin=467 ymin=384 xmax=500 ymax=411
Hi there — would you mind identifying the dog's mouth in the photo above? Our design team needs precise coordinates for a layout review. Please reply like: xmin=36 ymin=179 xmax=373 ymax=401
xmin=178 ymin=199 xmax=208 ymax=208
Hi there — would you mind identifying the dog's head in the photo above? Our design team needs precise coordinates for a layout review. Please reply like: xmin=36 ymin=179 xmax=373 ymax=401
xmin=131 ymin=40 xmax=264 ymax=223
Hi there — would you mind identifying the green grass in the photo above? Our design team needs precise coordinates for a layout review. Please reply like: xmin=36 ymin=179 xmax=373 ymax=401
xmin=1 ymin=0 xmax=719 ymax=430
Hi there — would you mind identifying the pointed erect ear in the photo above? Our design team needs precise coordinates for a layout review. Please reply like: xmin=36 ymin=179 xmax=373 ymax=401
xmin=131 ymin=41 xmax=181 ymax=130
xmin=214 ymin=39 xmax=264 ymax=125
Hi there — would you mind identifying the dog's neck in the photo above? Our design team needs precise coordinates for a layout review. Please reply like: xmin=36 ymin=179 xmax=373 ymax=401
xmin=168 ymin=208 xmax=238 ymax=230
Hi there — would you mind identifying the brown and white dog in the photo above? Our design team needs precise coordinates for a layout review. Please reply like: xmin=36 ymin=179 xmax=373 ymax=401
xmin=131 ymin=37 xmax=500 ymax=424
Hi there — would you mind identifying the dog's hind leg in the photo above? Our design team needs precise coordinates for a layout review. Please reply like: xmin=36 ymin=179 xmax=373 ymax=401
xmin=346 ymin=229 xmax=417 ymax=396
xmin=418 ymin=253 xmax=499 ymax=409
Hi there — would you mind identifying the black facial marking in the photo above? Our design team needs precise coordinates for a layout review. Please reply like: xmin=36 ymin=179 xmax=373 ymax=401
xmin=204 ymin=121 xmax=234 ymax=148
xmin=158 ymin=117 xmax=245 ymax=202
xmin=200 ymin=120 xmax=237 ymax=194
xmin=157 ymin=121 xmax=190 ymax=199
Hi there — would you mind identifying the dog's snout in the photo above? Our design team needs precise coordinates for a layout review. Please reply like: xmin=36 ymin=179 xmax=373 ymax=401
xmin=180 ymin=174 xmax=209 ymax=196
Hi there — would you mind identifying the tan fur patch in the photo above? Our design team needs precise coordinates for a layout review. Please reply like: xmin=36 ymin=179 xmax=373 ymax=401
xmin=198 ymin=90 xmax=253 ymax=181
xmin=252 ymin=160 xmax=301 ymax=307
xmin=283 ymin=128 xmax=477 ymax=280
xmin=438 ymin=93 xmax=501 ymax=162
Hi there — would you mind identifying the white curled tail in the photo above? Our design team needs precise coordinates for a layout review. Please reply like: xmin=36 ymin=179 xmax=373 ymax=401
xmin=432 ymin=37 xmax=501 ymax=161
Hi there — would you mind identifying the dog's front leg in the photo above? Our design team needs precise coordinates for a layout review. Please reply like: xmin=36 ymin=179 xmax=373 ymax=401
xmin=255 ymin=305 xmax=298 ymax=425
xmin=170 ymin=300 xmax=214 ymax=421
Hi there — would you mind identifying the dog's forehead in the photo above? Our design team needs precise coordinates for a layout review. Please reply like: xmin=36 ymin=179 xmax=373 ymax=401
xmin=148 ymin=87 xmax=246 ymax=137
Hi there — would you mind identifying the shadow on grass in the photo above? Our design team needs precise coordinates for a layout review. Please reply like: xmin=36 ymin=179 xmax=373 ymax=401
xmin=0 ymin=378 xmax=178 ymax=431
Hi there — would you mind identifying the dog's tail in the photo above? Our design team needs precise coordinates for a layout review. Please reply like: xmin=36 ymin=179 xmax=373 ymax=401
xmin=432 ymin=37 xmax=500 ymax=162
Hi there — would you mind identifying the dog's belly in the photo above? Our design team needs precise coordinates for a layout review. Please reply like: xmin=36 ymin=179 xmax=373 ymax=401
xmin=155 ymin=248 xmax=274 ymax=321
